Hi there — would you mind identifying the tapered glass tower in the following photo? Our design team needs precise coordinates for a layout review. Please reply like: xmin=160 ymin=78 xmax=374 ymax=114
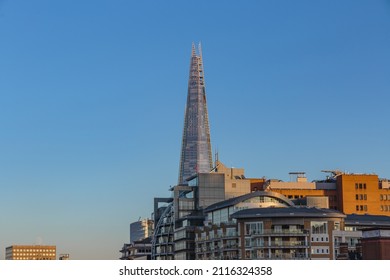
xmin=178 ymin=43 xmax=213 ymax=184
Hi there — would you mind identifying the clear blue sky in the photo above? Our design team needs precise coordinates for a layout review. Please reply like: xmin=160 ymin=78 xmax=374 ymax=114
xmin=0 ymin=0 xmax=389 ymax=259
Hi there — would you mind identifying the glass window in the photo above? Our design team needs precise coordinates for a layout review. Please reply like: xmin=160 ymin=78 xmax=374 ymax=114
xmin=311 ymin=221 xmax=328 ymax=234
xmin=245 ymin=222 xmax=263 ymax=235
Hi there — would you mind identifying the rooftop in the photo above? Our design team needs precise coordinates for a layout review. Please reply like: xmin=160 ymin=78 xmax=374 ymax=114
xmin=231 ymin=207 xmax=346 ymax=219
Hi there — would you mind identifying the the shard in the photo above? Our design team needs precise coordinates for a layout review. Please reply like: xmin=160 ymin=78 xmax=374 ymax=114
xmin=178 ymin=43 xmax=213 ymax=184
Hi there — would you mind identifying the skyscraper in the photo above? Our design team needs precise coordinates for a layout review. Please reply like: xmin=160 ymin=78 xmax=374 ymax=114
xmin=152 ymin=44 xmax=213 ymax=260
xmin=178 ymin=43 xmax=213 ymax=184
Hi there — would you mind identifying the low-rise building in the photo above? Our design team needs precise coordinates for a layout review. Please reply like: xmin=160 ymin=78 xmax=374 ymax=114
xmin=5 ymin=245 xmax=56 ymax=260
xmin=120 ymin=237 xmax=152 ymax=260
xmin=361 ymin=228 xmax=390 ymax=260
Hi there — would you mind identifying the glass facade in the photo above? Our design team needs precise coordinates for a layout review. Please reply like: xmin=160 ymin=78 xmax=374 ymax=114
xmin=178 ymin=43 xmax=212 ymax=184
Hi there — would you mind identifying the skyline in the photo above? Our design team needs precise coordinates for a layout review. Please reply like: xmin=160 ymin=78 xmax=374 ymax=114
xmin=0 ymin=1 xmax=389 ymax=259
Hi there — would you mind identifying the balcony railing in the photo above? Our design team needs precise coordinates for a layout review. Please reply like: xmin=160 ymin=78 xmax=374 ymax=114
xmin=251 ymin=241 xmax=308 ymax=248
xmin=249 ymin=229 xmax=309 ymax=236
xmin=252 ymin=253 xmax=309 ymax=260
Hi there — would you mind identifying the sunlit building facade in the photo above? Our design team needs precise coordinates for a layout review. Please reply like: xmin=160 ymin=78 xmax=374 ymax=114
xmin=5 ymin=245 xmax=56 ymax=260
xmin=195 ymin=191 xmax=346 ymax=260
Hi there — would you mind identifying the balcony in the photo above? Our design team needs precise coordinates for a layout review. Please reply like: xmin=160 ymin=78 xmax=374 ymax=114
xmin=250 ymin=229 xmax=309 ymax=237
xmin=252 ymin=241 xmax=308 ymax=249
xmin=253 ymin=253 xmax=309 ymax=260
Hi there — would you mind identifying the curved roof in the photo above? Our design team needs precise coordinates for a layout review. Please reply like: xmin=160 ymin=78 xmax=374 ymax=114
xmin=231 ymin=207 xmax=346 ymax=219
xmin=204 ymin=191 xmax=294 ymax=213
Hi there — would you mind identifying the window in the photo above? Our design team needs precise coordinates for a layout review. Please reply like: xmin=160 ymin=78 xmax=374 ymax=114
xmin=363 ymin=183 xmax=367 ymax=189
xmin=364 ymin=205 xmax=367 ymax=211
xmin=360 ymin=205 xmax=363 ymax=211
xmin=355 ymin=194 xmax=359 ymax=200
xmin=274 ymin=225 xmax=282 ymax=233
xmin=356 ymin=205 xmax=359 ymax=211
xmin=245 ymin=238 xmax=251 ymax=247
xmin=355 ymin=183 xmax=358 ymax=189
xmin=311 ymin=221 xmax=328 ymax=234
xmin=364 ymin=194 xmax=367 ymax=200
xmin=245 ymin=222 xmax=263 ymax=235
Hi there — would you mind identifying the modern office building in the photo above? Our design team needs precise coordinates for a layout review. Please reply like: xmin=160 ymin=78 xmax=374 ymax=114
xmin=178 ymin=43 xmax=213 ymax=185
xmin=152 ymin=43 xmax=214 ymax=259
xmin=5 ymin=245 xmax=56 ymax=260
xmin=130 ymin=218 xmax=154 ymax=243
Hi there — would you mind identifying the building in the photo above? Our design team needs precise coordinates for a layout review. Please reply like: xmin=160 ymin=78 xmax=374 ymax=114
xmin=333 ymin=214 xmax=390 ymax=259
xmin=120 ymin=237 xmax=152 ymax=260
xmin=195 ymin=191 xmax=346 ymax=260
xmin=152 ymin=160 xmax=258 ymax=260
xmin=152 ymin=43 xmax=214 ymax=259
xmin=151 ymin=199 xmax=175 ymax=260
xmin=263 ymin=171 xmax=390 ymax=216
xmin=361 ymin=228 xmax=390 ymax=260
xmin=178 ymin=43 xmax=213 ymax=185
xmin=5 ymin=245 xmax=56 ymax=260
xmin=130 ymin=218 xmax=153 ymax=243
xmin=59 ymin=254 xmax=70 ymax=260
xmin=233 ymin=207 xmax=346 ymax=260
xmin=336 ymin=174 xmax=390 ymax=215
xmin=120 ymin=218 xmax=154 ymax=260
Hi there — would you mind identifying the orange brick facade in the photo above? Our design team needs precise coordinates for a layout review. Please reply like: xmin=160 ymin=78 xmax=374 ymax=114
xmin=264 ymin=174 xmax=390 ymax=216
xmin=337 ymin=174 xmax=390 ymax=216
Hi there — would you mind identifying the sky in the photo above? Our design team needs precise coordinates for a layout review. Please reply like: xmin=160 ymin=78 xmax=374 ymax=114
xmin=0 ymin=0 xmax=389 ymax=259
